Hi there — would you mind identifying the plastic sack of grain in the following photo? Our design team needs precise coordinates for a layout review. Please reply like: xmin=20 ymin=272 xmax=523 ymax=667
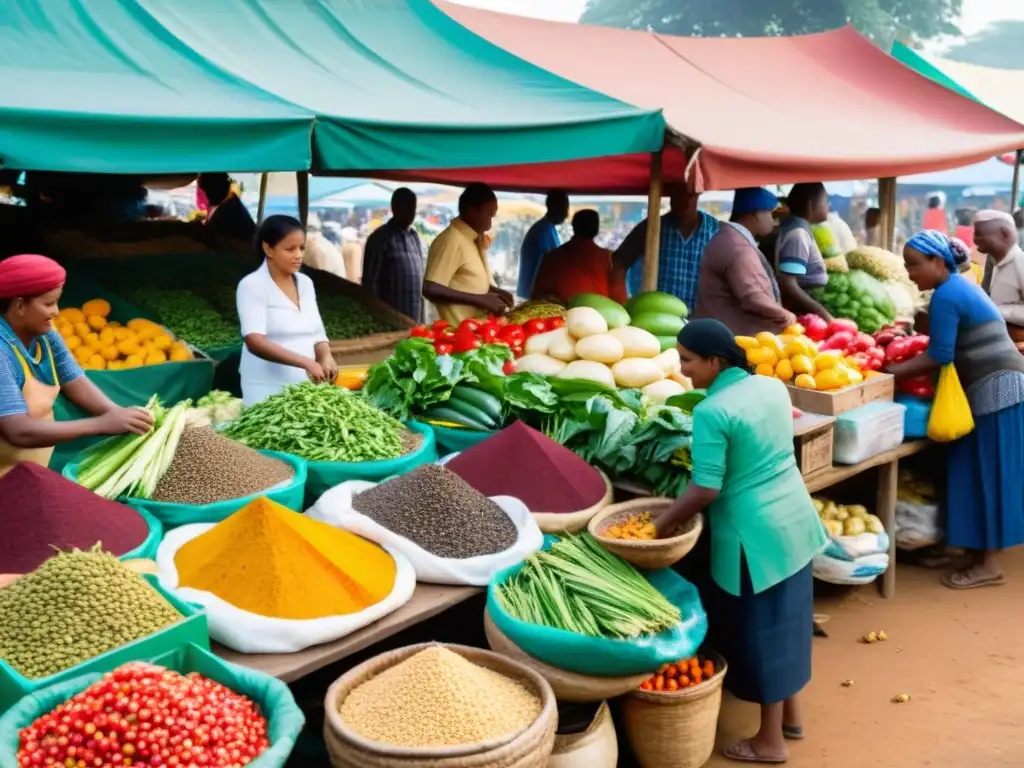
xmin=308 ymin=476 xmax=543 ymax=586
xmin=812 ymin=551 xmax=889 ymax=585
xmin=155 ymin=525 xmax=416 ymax=654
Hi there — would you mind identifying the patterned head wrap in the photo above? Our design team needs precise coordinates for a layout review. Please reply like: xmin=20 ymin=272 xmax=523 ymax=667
xmin=906 ymin=230 xmax=956 ymax=272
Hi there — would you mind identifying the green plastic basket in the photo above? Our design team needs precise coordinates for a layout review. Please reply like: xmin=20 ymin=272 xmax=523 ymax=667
xmin=0 ymin=575 xmax=208 ymax=714
xmin=415 ymin=420 xmax=498 ymax=455
xmin=0 ymin=643 xmax=303 ymax=768
xmin=119 ymin=504 xmax=163 ymax=560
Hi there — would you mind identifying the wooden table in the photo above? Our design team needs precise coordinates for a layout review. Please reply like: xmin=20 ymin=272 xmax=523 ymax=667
xmin=218 ymin=584 xmax=480 ymax=682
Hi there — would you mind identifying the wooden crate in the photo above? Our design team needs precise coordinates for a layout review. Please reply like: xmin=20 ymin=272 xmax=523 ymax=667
xmin=793 ymin=413 xmax=836 ymax=476
xmin=786 ymin=373 xmax=895 ymax=416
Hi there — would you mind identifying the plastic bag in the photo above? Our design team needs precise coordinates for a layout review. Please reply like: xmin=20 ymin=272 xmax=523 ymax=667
xmin=927 ymin=364 xmax=974 ymax=442
xmin=820 ymin=531 xmax=890 ymax=562
xmin=64 ymin=451 xmax=307 ymax=529
xmin=487 ymin=552 xmax=707 ymax=677
xmin=0 ymin=643 xmax=304 ymax=768
xmin=308 ymin=479 xmax=543 ymax=586
xmin=895 ymin=499 xmax=942 ymax=550
xmin=304 ymin=421 xmax=438 ymax=506
xmin=812 ymin=552 xmax=889 ymax=585
xmin=155 ymin=524 xmax=416 ymax=653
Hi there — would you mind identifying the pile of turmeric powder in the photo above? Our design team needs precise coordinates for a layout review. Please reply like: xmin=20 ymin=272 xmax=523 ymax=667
xmin=174 ymin=497 xmax=396 ymax=620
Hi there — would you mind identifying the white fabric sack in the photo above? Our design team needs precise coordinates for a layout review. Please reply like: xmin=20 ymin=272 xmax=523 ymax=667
xmin=895 ymin=499 xmax=942 ymax=551
xmin=813 ymin=552 xmax=889 ymax=586
xmin=308 ymin=479 xmax=544 ymax=586
xmin=156 ymin=523 xmax=416 ymax=654
xmin=821 ymin=531 xmax=890 ymax=562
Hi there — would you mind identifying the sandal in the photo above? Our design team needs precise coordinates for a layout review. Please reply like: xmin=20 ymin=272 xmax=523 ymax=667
xmin=783 ymin=725 xmax=805 ymax=740
xmin=724 ymin=740 xmax=788 ymax=764
xmin=941 ymin=570 xmax=1006 ymax=590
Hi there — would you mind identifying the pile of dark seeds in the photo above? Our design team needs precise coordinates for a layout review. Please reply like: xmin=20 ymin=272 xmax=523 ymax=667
xmin=152 ymin=426 xmax=294 ymax=505
xmin=353 ymin=464 xmax=518 ymax=558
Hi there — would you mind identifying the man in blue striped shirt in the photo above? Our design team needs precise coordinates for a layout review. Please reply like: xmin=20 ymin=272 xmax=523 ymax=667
xmin=614 ymin=191 xmax=720 ymax=312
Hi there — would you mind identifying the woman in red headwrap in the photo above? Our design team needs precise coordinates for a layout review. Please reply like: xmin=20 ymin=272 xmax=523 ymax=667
xmin=0 ymin=255 xmax=153 ymax=475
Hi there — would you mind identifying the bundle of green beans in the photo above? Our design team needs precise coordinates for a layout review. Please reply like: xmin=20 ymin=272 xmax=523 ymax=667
xmin=495 ymin=533 xmax=681 ymax=639
xmin=127 ymin=288 xmax=241 ymax=349
xmin=223 ymin=382 xmax=407 ymax=462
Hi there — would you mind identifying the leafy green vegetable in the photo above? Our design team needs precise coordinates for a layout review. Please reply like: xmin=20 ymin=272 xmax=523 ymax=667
xmin=363 ymin=339 xmax=465 ymax=421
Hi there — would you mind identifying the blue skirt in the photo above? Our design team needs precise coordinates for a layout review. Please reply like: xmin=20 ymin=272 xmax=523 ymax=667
xmin=709 ymin=558 xmax=813 ymax=704
xmin=947 ymin=401 xmax=1024 ymax=551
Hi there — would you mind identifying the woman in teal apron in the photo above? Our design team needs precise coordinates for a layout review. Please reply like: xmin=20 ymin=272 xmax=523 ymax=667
xmin=0 ymin=254 xmax=153 ymax=474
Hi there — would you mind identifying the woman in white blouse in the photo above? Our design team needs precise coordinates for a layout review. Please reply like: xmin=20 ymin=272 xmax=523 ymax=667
xmin=237 ymin=215 xmax=339 ymax=407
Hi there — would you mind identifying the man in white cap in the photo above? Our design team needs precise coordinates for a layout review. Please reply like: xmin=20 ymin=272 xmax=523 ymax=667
xmin=975 ymin=210 xmax=1024 ymax=342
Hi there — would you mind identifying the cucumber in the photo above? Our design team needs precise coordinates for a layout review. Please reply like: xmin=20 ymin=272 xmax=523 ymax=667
xmin=568 ymin=293 xmax=630 ymax=329
xmin=631 ymin=311 xmax=685 ymax=337
xmin=450 ymin=385 xmax=504 ymax=424
xmin=420 ymin=406 xmax=492 ymax=431
xmin=439 ymin=396 xmax=498 ymax=429
xmin=627 ymin=290 xmax=689 ymax=319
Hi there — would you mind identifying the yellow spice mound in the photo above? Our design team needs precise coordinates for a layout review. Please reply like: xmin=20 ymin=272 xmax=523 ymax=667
xmin=340 ymin=646 xmax=542 ymax=748
xmin=174 ymin=497 xmax=396 ymax=620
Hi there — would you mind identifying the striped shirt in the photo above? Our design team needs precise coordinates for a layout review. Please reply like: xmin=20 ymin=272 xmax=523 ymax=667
xmin=0 ymin=319 xmax=82 ymax=418
xmin=624 ymin=211 xmax=720 ymax=310
xmin=362 ymin=221 xmax=426 ymax=323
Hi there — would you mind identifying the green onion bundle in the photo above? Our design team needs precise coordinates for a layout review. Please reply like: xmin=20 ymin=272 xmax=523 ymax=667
xmin=496 ymin=533 xmax=681 ymax=639
xmin=76 ymin=397 xmax=191 ymax=500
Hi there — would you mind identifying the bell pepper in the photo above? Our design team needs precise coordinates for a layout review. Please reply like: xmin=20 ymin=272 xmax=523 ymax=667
xmin=409 ymin=325 xmax=435 ymax=340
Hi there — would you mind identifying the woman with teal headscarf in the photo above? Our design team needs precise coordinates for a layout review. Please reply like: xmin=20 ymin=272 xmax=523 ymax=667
xmin=656 ymin=318 xmax=827 ymax=764
xmin=895 ymin=230 xmax=1024 ymax=590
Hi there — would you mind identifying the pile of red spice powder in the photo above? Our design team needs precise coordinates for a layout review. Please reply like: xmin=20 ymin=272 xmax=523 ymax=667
xmin=445 ymin=422 xmax=606 ymax=513
xmin=0 ymin=462 xmax=151 ymax=573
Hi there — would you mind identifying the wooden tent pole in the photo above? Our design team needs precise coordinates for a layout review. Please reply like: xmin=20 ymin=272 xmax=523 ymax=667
xmin=297 ymin=171 xmax=310 ymax=228
xmin=643 ymin=150 xmax=664 ymax=291
xmin=256 ymin=172 xmax=269 ymax=223
xmin=1011 ymin=149 xmax=1023 ymax=214
xmin=878 ymin=177 xmax=897 ymax=251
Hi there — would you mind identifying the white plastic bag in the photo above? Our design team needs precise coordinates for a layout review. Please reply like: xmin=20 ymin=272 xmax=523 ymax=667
xmin=813 ymin=552 xmax=889 ymax=586
xmin=308 ymin=480 xmax=544 ymax=586
xmin=156 ymin=524 xmax=416 ymax=653
xmin=895 ymin=499 xmax=942 ymax=550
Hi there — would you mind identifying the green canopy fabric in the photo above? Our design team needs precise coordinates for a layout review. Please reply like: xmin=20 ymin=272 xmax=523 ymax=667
xmin=136 ymin=0 xmax=665 ymax=172
xmin=0 ymin=0 xmax=314 ymax=173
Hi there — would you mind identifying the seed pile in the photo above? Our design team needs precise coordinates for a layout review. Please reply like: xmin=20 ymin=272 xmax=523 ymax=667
xmin=354 ymin=464 xmax=517 ymax=558
xmin=0 ymin=463 xmax=150 ymax=573
xmin=0 ymin=547 xmax=181 ymax=679
xmin=152 ymin=426 xmax=294 ymax=504
xmin=340 ymin=646 xmax=541 ymax=747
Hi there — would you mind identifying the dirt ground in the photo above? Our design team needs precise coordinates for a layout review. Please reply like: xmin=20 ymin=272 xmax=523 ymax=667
xmin=705 ymin=549 xmax=1024 ymax=768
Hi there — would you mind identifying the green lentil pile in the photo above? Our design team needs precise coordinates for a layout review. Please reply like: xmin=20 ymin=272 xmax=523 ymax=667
xmin=0 ymin=548 xmax=181 ymax=679
xmin=318 ymin=294 xmax=406 ymax=340
xmin=152 ymin=426 xmax=294 ymax=505
xmin=354 ymin=465 xmax=517 ymax=558
xmin=126 ymin=288 xmax=241 ymax=350
xmin=339 ymin=645 xmax=541 ymax=747
xmin=224 ymin=382 xmax=415 ymax=463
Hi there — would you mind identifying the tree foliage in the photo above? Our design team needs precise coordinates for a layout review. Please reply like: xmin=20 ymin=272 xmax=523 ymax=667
xmin=944 ymin=21 xmax=1024 ymax=69
xmin=580 ymin=0 xmax=962 ymax=48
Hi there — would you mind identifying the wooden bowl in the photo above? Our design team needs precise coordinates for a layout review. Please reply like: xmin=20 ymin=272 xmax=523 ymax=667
xmin=587 ymin=498 xmax=702 ymax=570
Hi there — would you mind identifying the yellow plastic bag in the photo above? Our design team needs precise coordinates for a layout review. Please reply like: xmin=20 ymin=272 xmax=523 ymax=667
xmin=927 ymin=365 xmax=974 ymax=442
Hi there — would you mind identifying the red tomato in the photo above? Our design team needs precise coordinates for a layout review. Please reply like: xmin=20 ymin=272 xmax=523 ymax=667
xmin=459 ymin=318 xmax=482 ymax=334
xmin=431 ymin=320 xmax=450 ymax=332
xmin=478 ymin=322 xmax=501 ymax=342
xmin=452 ymin=330 xmax=482 ymax=354
xmin=502 ymin=360 xmax=516 ymax=375
xmin=547 ymin=316 xmax=566 ymax=329
xmin=499 ymin=325 xmax=526 ymax=346
xmin=408 ymin=325 xmax=434 ymax=340
xmin=827 ymin=318 xmax=858 ymax=336
xmin=523 ymin=318 xmax=549 ymax=336
xmin=854 ymin=333 xmax=876 ymax=352
xmin=433 ymin=341 xmax=454 ymax=356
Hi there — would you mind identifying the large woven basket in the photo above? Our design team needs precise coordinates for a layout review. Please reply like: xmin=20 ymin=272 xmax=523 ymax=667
xmin=621 ymin=652 xmax=727 ymax=768
xmin=588 ymin=498 xmax=703 ymax=569
xmin=483 ymin=611 xmax=648 ymax=703
xmin=532 ymin=470 xmax=613 ymax=534
xmin=324 ymin=643 xmax=557 ymax=768
xmin=546 ymin=700 xmax=618 ymax=768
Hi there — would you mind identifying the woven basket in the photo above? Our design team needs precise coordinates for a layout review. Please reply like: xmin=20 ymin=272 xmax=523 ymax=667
xmin=324 ymin=643 xmax=557 ymax=768
xmin=546 ymin=701 xmax=618 ymax=768
xmin=588 ymin=498 xmax=703 ymax=570
xmin=483 ymin=612 xmax=648 ymax=703
xmin=621 ymin=653 xmax=728 ymax=768
xmin=532 ymin=470 xmax=613 ymax=534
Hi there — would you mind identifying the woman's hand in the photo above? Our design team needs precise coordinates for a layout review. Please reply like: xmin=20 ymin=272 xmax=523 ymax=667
xmin=98 ymin=406 xmax=154 ymax=436
xmin=317 ymin=351 xmax=339 ymax=384
xmin=304 ymin=359 xmax=328 ymax=383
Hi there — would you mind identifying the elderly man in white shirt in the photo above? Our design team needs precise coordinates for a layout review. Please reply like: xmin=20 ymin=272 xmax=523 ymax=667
xmin=976 ymin=210 xmax=1024 ymax=343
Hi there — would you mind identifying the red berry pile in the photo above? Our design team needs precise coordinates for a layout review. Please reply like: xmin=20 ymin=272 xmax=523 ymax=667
xmin=17 ymin=662 xmax=270 ymax=767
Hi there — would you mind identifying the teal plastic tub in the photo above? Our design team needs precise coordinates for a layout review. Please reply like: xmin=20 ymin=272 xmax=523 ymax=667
xmin=119 ymin=504 xmax=163 ymax=560
xmin=304 ymin=421 xmax=438 ymax=506
xmin=415 ymin=420 xmax=498 ymax=455
xmin=0 ymin=575 xmax=208 ymax=714
xmin=0 ymin=643 xmax=303 ymax=768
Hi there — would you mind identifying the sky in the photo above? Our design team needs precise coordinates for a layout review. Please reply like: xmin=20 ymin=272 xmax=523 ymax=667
xmin=451 ymin=0 xmax=1024 ymax=42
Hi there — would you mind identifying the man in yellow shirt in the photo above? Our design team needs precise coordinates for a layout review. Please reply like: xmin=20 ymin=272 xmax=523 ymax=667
xmin=423 ymin=183 xmax=513 ymax=324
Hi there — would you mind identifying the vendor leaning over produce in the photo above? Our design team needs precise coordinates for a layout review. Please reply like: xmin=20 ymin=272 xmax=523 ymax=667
xmin=237 ymin=215 xmax=339 ymax=407
xmin=423 ymin=183 xmax=514 ymax=324
xmin=775 ymin=183 xmax=833 ymax=323
xmin=654 ymin=319 xmax=828 ymax=764
xmin=893 ymin=231 xmax=1024 ymax=591
xmin=694 ymin=187 xmax=795 ymax=336
xmin=0 ymin=254 xmax=154 ymax=473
